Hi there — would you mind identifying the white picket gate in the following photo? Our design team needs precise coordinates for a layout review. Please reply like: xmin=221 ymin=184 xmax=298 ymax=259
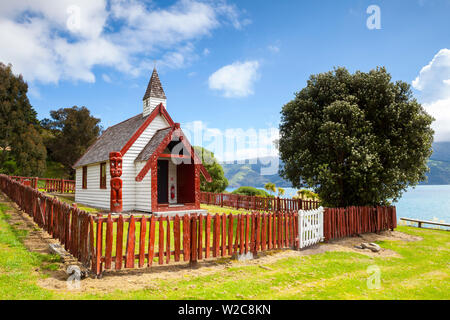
xmin=298 ymin=207 xmax=324 ymax=248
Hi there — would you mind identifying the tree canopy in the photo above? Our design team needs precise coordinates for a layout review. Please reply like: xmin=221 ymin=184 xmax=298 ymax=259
xmin=41 ymin=106 xmax=102 ymax=177
xmin=264 ymin=182 xmax=276 ymax=195
xmin=231 ymin=186 xmax=270 ymax=197
xmin=0 ymin=63 xmax=46 ymax=176
xmin=279 ymin=67 xmax=434 ymax=207
xmin=193 ymin=146 xmax=228 ymax=193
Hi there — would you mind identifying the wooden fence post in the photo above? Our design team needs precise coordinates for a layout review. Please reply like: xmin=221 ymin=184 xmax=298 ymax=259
xmin=94 ymin=214 xmax=103 ymax=276
xmin=190 ymin=214 xmax=198 ymax=266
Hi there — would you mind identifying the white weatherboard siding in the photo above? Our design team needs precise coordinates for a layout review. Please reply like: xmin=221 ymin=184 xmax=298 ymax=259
xmin=143 ymin=97 xmax=166 ymax=117
xmin=75 ymin=163 xmax=110 ymax=209
xmin=168 ymin=160 xmax=177 ymax=204
xmin=121 ymin=114 xmax=169 ymax=211
xmin=75 ymin=114 xmax=169 ymax=211
xmin=135 ymin=161 xmax=151 ymax=211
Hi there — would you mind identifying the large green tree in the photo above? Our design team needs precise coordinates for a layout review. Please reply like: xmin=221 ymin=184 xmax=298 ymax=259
xmin=41 ymin=106 xmax=101 ymax=177
xmin=193 ymin=146 xmax=228 ymax=193
xmin=0 ymin=63 xmax=46 ymax=176
xmin=279 ymin=67 xmax=434 ymax=207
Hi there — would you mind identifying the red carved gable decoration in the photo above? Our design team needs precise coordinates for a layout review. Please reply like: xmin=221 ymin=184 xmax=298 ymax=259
xmin=120 ymin=103 xmax=174 ymax=156
xmin=135 ymin=125 xmax=212 ymax=183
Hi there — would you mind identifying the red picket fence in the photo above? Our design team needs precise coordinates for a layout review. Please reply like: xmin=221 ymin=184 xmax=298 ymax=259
xmin=200 ymin=191 xmax=320 ymax=212
xmin=10 ymin=175 xmax=75 ymax=193
xmin=1 ymin=174 xmax=300 ymax=276
xmin=323 ymin=206 xmax=397 ymax=241
xmin=1 ymin=174 xmax=397 ymax=277
xmin=42 ymin=178 xmax=76 ymax=193
xmin=1 ymin=174 xmax=92 ymax=266
xmin=91 ymin=211 xmax=299 ymax=275
xmin=10 ymin=176 xmax=38 ymax=188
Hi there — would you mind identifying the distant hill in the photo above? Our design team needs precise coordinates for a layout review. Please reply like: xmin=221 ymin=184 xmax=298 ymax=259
xmin=426 ymin=141 xmax=450 ymax=185
xmin=222 ymin=157 xmax=291 ymax=189
xmin=222 ymin=142 xmax=450 ymax=188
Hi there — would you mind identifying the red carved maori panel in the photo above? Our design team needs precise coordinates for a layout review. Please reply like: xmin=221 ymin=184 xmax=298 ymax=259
xmin=109 ymin=151 xmax=123 ymax=213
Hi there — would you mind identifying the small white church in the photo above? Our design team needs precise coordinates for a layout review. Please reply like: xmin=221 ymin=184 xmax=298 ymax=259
xmin=73 ymin=68 xmax=211 ymax=214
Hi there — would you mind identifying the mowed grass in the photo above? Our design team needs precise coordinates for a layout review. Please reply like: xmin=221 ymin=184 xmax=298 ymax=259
xmin=0 ymin=201 xmax=449 ymax=300
xmin=54 ymin=195 xmax=100 ymax=213
xmin=79 ymin=225 xmax=450 ymax=300
xmin=200 ymin=204 xmax=253 ymax=215
xmin=0 ymin=204 xmax=58 ymax=300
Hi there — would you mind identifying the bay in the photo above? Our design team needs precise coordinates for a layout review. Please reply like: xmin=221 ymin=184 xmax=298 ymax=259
xmin=226 ymin=185 xmax=450 ymax=223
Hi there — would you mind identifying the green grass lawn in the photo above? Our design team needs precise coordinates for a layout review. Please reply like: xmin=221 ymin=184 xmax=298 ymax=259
xmin=200 ymin=204 xmax=253 ymax=215
xmin=0 ymin=201 xmax=448 ymax=300
xmin=0 ymin=204 xmax=60 ymax=299
xmin=55 ymin=195 xmax=100 ymax=213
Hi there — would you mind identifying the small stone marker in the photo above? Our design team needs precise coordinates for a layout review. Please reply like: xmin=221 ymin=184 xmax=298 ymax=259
xmin=359 ymin=242 xmax=381 ymax=252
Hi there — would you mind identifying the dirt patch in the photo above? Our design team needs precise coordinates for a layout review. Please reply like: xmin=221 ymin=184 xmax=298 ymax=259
xmin=307 ymin=230 xmax=422 ymax=258
xmin=0 ymin=192 xmax=421 ymax=294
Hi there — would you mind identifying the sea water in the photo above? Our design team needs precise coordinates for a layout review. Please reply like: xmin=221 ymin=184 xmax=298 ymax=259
xmin=226 ymin=185 xmax=450 ymax=223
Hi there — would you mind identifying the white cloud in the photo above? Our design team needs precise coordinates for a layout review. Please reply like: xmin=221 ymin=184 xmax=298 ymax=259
xmin=412 ymin=49 xmax=450 ymax=141
xmin=203 ymin=48 xmax=210 ymax=56
xmin=422 ymin=98 xmax=450 ymax=142
xmin=158 ymin=43 xmax=198 ymax=69
xmin=412 ymin=49 xmax=450 ymax=102
xmin=0 ymin=0 xmax=247 ymax=84
xmin=208 ymin=60 xmax=260 ymax=97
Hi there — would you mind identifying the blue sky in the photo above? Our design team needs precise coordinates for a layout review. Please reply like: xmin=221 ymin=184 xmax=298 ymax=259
xmin=1 ymin=0 xmax=450 ymax=158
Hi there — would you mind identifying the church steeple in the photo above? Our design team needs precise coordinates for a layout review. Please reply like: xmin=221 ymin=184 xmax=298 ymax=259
xmin=143 ymin=67 xmax=167 ymax=116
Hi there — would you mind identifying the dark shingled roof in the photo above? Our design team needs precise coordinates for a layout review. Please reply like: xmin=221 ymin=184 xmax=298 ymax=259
xmin=135 ymin=127 xmax=173 ymax=162
xmin=143 ymin=68 xmax=166 ymax=100
xmin=73 ymin=113 xmax=149 ymax=167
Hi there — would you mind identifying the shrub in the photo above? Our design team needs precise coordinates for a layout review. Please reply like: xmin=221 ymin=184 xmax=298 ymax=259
xmin=231 ymin=186 xmax=271 ymax=197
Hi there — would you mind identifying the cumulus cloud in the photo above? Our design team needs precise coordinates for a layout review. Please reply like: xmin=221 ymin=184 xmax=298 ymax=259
xmin=412 ymin=49 xmax=450 ymax=141
xmin=412 ymin=49 xmax=450 ymax=102
xmin=422 ymin=98 xmax=450 ymax=142
xmin=208 ymin=60 xmax=260 ymax=97
xmin=0 ymin=0 xmax=247 ymax=84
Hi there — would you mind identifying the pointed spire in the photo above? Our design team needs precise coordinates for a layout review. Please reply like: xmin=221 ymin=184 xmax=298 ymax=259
xmin=143 ymin=67 xmax=166 ymax=100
